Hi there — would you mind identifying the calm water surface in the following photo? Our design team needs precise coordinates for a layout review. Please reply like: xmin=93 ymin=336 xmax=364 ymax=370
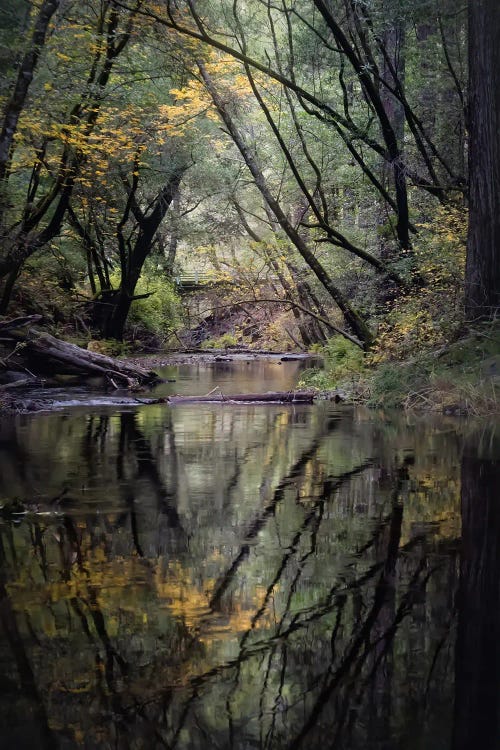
xmin=0 ymin=359 xmax=499 ymax=749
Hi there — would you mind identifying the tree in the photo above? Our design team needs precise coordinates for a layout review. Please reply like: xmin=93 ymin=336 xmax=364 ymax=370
xmin=0 ymin=0 xmax=140 ymax=310
xmin=453 ymin=431 xmax=500 ymax=749
xmin=197 ymin=58 xmax=372 ymax=346
xmin=465 ymin=0 xmax=500 ymax=319
xmin=122 ymin=0 xmax=468 ymax=344
xmin=0 ymin=0 xmax=60 ymax=182
xmin=143 ymin=0 xmax=466 ymax=230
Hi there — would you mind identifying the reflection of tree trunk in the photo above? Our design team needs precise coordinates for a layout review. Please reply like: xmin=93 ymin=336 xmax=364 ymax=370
xmin=368 ymin=518 xmax=397 ymax=745
xmin=208 ymin=436 xmax=326 ymax=611
xmin=288 ymin=495 xmax=403 ymax=750
xmin=452 ymin=441 xmax=500 ymax=749
xmin=119 ymin=413 xmax=184 ymax=533
xmin=0 ymin=537 xmax=57 ymax=749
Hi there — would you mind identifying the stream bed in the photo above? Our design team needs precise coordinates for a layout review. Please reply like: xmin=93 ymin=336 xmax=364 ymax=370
xmin=0 ymin=357 xmax=499 ymax=749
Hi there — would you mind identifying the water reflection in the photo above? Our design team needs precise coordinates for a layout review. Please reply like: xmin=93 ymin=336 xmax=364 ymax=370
xmin=152 ymin=357 xmax=308 ymax=397
xmin=0 ymin=394 xmax=498 ymax=748
xmin=453 ymin=430 xmax=500 ymax=750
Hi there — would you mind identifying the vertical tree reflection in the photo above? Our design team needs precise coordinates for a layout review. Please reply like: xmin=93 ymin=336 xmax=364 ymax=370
xmin=453 ymin=431 xmax=500 ymax=750
xmin=0 ymin=405 xmax=467 ymax=748
xmin=0 ymin=536 xmax=57 ymax=749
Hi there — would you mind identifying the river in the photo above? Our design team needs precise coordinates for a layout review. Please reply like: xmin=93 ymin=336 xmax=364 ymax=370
xmin=0 ymin=357 xmax=499 ymax=749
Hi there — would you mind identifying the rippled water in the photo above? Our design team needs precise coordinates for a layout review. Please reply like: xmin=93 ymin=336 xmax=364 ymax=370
xmin=0 ymin=359 xmax=499 ymax=749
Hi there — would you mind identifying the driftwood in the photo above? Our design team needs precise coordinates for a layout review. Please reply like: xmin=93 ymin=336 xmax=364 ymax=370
xmin=166 ymin=391 xmax=315 ymax=404
xmin=0 ymin=377 xmax=43 ymax=391
xmin=0 ymin=315 xmax=160 ymax=389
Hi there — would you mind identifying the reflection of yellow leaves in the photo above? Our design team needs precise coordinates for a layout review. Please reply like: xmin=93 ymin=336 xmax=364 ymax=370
xmin=155 ymin=562 xmax=212 ymax=628
xmin=155 ymin=562 xmax=272 ymax=638
xmin=400 ymin=472 xmax=460 ymax=545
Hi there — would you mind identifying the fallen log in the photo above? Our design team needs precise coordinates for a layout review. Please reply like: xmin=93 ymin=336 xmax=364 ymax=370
xmin=0 ymin=316 xmax=160 ymax=388
xmin=0 ymin=314 xmax=43 ymax=331
xmin=0 ymin=377 xmax=43 ymax=391
xmin=167 ymin=391 xmax=316 ymax=404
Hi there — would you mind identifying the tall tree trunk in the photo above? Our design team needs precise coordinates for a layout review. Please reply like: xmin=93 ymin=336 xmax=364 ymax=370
xmin=104 ymin=168 xmax=186 ymax=341
xmin=465 ymin=0 xmax=500 ymax=319
xmin=313 ymin=0 xmax=410 ymax=250
xmin=165 ymin=186 xmax=180 ymax=275
xmin=378 ymin=8 xmax=406 ymax=260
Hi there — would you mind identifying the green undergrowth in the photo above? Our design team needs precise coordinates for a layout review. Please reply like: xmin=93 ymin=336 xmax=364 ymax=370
xmin=300 ymin=322 xmax=500 ymax=416
xmin=301 ymin=337 xmax=367 ymax=393
xmin=201 ymin=332 xmax=240 ymax=349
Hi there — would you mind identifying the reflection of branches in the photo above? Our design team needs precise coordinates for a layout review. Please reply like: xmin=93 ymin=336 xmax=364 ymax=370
xmin=331 ymin=556 xmax=439 ymax=749
xmin=133 ymin=528 xmax=430 ymax=738
xmin=264 ymin=642 xmax=289 ymax=749
xmin=159 ymin=466 xmax=453 ymax=750
xmin=29 ymin=522 xmax=49 ymax=580
xmin=220 ymin=410 xmax=286 ymax=512
xmin=153 ymin=458 xmax=379 ymax=744
xmin=208 ymin=436 xmax=328 ymax=611
xmin=162 ymin=428 xmax=335 ymax=748
xmin=287 ymin=499 xmax=404 ymax=749
xmin=239 ymin=459 xmax=375 ymax=646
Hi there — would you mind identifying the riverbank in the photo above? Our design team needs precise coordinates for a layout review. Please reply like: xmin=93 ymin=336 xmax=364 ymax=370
xmin=124 ymin=348 xmax=319 ymax=368
xmin=298 ymin=323 xmax=500 ymax=417
xmin=2 ymin=332 xmax=499 ymax=417
xmin=0 ymin=349 xmax=318 ymax=414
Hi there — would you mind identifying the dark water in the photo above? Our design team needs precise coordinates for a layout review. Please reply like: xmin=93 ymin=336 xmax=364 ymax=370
xmin=0 ymin=359 xmax=499 ymax=750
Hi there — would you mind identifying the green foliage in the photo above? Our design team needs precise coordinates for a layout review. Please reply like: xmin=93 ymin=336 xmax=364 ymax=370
xmin=87 ymin=339 xmax=131 ymax=357
xmin=322 ymin=336 xmax=366 ymax=373
xmin=367 ymin=361 xmax=428 ymax=408
xmin=299 ymin=336 xmax=366 ymax=390
xmin=372 ymin=206 xmax=467 ymax=364
xmin=10 ymin=244 xmax=86 ymax=323
xmin=201 ymin=332 xmax=239 ymax=349
xmin=367 ymin=321 xmax=500 ymax=414
xmin=127 ymin=273 xmax=183 ymax=341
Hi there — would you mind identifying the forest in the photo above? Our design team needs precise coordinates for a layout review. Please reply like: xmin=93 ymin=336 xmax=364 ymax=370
xmin=0 ymin=0 xmax=499 ymax=412
xmin=1 ymin=4 xmax=500 ymax=748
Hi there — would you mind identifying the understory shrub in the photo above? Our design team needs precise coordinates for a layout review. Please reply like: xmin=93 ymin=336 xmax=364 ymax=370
xmin=299 ymin=336 xmax=366 ymax=390
xmin=371 ymin=205 xmax=467 ymax=364
xmin=201 ymin=332 xmax=239 ymax=349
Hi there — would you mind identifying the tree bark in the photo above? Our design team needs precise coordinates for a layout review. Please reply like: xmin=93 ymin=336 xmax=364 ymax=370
xmin=465 ymin=0 xmax=500 ymax=319
xmin=103 ymin=167 xmax=186 ymax=340
xmin=0 ymin=317 xmax=160 ymax=388
xmin=168 ymin=391 xmax=316 ymax=404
